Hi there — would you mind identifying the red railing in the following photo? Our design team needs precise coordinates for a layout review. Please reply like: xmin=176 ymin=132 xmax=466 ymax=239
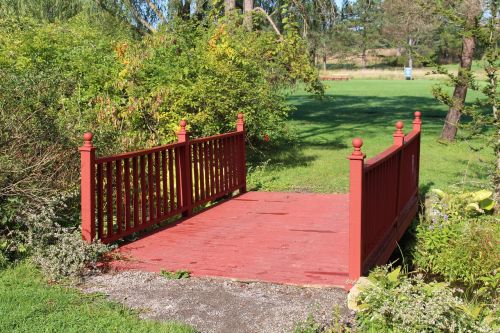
xmin=348 ymin=111 xmax=422 ymax=280
xmin=80 ymin=114 xmax=247 ymax=243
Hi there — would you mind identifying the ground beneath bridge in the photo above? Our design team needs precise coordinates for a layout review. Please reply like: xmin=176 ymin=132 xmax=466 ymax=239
xmin=111 ymin=192 xmax=350 ymax=287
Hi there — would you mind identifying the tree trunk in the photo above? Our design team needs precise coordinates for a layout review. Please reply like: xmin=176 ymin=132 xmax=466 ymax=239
xmin=243 ymin=0 xmax=253 ymax=30
xmin=224 ymin=0 xmax=235 ymax=14
xmin=361 ymin=47 xmax=367 ymax=69
xmin=323 ymin=54 xmax=327 ymax=71
xmin=408 ymin=38 xmax=413 ymax=68
xmin=440 ymin=35 xmax=475 ymax=141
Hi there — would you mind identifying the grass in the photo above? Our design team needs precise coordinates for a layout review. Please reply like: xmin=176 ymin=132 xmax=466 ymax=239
xmin=0 ymin=263 xmax=195 ymax=333
xmin=247 ymin=79 xmax=493 ymax=193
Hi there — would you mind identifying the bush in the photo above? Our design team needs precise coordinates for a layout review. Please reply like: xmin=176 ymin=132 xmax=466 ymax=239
xmin=414 ymin=189 xmax=499 ymax=301
xmin=293 ymin=307 xmax=354 ymax=333
xmin=353 ymin=267 xmax=496 ymax=333
xmin=12 ymin=193 xmax=110 ymax=281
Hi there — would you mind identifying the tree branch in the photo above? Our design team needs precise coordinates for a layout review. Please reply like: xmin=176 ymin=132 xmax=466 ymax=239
xmin=145 ymin=0 xmax=167 ymax=24
xmin=253 ymin=7 xmax=282 ymax=38
xmin=124 ymin=0 xmax=157 ymax=33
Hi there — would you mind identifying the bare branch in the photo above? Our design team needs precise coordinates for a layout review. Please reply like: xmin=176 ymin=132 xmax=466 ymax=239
xmin=145 ymin=0 xmax=167 ymax=24
xmin=253 ymin=7 xmax=282 ymax=38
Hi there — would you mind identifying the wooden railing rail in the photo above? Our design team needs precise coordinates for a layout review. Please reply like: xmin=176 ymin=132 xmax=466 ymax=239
xmin=348 ymin=111 xmax=422 ymax=281
xmin=81 ymin=114 xmax=247 ymax=243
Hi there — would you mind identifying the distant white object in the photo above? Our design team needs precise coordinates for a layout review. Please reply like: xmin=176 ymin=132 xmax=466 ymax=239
xmin=404 ymin=67 xmax=413 ymax=80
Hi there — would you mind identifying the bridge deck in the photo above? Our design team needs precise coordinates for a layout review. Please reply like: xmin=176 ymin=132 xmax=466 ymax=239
xmin=111 ymin=192 xmax=350 ymax=287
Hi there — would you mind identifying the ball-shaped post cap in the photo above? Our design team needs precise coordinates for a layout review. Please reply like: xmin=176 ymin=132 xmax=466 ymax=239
xmin=237 ymin=113 xmax=244 ymax=120
xmin=83 ymin=132 xmax=93 ymax=142
xmin=396 ymin=121 xmax=404 ymax=130
xmin=179 ymin=119 xmax=187 ymax=128
xmin=352 ymin=137 xmax=363 ymax=149
xmin=414 ymin=111 xmax=422 ymax=119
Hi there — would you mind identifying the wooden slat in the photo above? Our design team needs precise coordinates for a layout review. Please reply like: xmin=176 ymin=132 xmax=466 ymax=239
xmin=124 ymin=158 xmax=131 ymax=231
xmin=140 ymin=155 xmax=147 ymax=225
xmin=168 ymin=149 xmax=175 ymax=212
xmin=209 ymin=140 xmax=215 ymax=197
xmin=116 ymin=160 xmax=123 ymax=234
xmin=147 ymin=153 xmax=155 ymax=222
xmin=96 ymin=164 xmax=104 ymax=239
xmin=106 ymin=162 xmax=113 ymax=238
xmin=132 ymin=157 xmax=139 ymax=229
xmin=193 ymin=143 xmax=200 ymax=202
xmin=155 ymin=151 xmax=162 ymax=219
xmin=175 ymin=147 xmax=182 ymax=210
xmin=198 ymin=143 xmax=205 ymax=202
xmin=213 ymin=140 xmax=219 ymax=195
xmin=203 ymin=142 xmax=210 ymax=198
xmin=162 ymin=150 xmax=168 ymax=216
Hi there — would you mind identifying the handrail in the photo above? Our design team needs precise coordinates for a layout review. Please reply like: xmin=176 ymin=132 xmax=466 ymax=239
xmin=348 ymin=111 xmax=422 ymax=282
xmin=80 ymin=114 xmax=247 ymax=243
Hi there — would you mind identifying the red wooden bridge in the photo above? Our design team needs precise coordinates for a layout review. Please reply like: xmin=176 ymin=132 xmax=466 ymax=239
xmin=80 ymin=112 xmax=422 ymax=288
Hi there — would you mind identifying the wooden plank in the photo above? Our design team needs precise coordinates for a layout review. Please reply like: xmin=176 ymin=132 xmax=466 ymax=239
xmin=175 ymin=147 xmax=182 ymax=210
xmin=140 ymin=155 xmax=147 ymax=226
xmin=162 ymin=150 xmax=168 ymax=216
xmin=106 ymin=161 xmax=114 ymax=238
xmin=168 ymin=149 xmax=175 ymax=212
xmin=96 ymin=163 xmax=104 ymax=239
xmin=193 ymin=143 xmax=200 ymax=203
xmin=132 ymin=157 xmax=139 ymax=229
xmin=155 ymin=151 xmax=162 ymax=219
xmin=147 ymin=153 xmax=155 ymax=222
xmin=124 ymin=158 xmax=131 ymax=231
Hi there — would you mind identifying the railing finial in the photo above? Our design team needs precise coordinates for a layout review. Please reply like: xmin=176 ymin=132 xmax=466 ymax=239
xmin=413 ymin=111 xmax=422 ymax=131
xmin=83 ymin=132 xmax=94 ymax=148
xmin=394 ymin=121 xmax=404 ymax=146
xmin=236 ymin=113 xmax=244 ymax=132
xmin=351 ymin=138 xmax=364 ymax=157
xmin=177 ymin=120 xmax=189 ymax=143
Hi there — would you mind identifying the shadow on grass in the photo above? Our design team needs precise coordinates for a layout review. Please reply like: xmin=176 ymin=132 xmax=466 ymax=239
xmin=248 ymin=93 xmax=446 ymax=171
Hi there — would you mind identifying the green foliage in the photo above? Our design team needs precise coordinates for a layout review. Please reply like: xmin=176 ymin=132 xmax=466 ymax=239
xmin=0 ymin=263 xmax=195 ymax=332
xmin=354 ymin=266 xmax=497 ymax=332
xmin=160 ymin=269 xmax=191 ymax=280
xmin=293 ymin=307 xmax=354 ymax=333
xmin=414 ymin=188 xmax=499 ymax=301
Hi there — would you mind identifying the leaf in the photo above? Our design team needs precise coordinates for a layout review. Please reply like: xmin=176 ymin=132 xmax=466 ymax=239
xmin=431 ymin=189 xmax=446 ymax=198
xmin=466 ymin=202 xmax=482 ymax=212
xmin=479 ymin=198 xmax=495 ymax=211
xmin=387 ymin=266 xmax=401 ymax=283
xmin=470 ymin=190 xmax=492 ymax=202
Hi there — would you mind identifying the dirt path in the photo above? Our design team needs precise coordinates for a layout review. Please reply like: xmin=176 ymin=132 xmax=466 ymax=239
xmin=82 ymin=271 xmax=349 ymax=333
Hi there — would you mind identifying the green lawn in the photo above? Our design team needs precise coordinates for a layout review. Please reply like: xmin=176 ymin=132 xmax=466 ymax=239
xmin=0 ymin=264 xmax=195 ymax=333
xmin=247 ymin=80 xmax=493 ymax=193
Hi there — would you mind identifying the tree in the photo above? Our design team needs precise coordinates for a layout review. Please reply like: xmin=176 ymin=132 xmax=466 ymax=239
xmin=431 ymin=0 xmax=484 ymax=141
xmin=351 ymin=0 xmax=384 ymax=68
xmin=382 ymin=0 xmax=438 ymax=68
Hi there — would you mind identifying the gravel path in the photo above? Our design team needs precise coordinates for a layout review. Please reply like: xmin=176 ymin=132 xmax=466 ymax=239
xmin=82 ymin=271 xmax=349 ymax=333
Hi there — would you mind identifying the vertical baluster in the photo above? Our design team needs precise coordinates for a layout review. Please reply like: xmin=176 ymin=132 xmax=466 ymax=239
xmin=147 ymin=153 xmax=155 ymax=222
xmin=224 ymin=137 xmax=230 ymax=191
xmin=193 ymin=144 xmax=200 ymax=203
xmin=168 ymin=149 xmax=175 ymax=211
xmin=132 ymin=157 xmax=139 ymax=229
xmin=229 ymin=135 xmax=236 ymax=189
xmin=106 ymin=161 xmax=113 ymax=238
xmin=214 ymin=140 xmax=220 ymax=195
xmin=175 ymin=147 xmax=182 ymax=210
xmin=140 ymin=155 xmax=147 ymax=225
xmin=96 ymin=163 xmax=104 ymax=239
xmin=162 ymin=150 xmax=168 ymax=216
xmin=199 ymin=143 xmax=205 ymax=201
xmin=203 ymin=142 xmax=210 ymax=198
xmin=209 ymin=140 xmax=215 ymax=197
xmin=124 ymin=158 xmax=131 ymax=231
xmin=155 ymin=151 xmax=161 ymax=219
xmin=116 ymin=160 xmax=123 ymax=234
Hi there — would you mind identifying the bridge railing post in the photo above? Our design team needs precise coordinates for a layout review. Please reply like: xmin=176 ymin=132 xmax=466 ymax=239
xmin=236 ymin=113 xmax=247 ymax=193
xmin=348 ymin=138 xmax=365 ymax=281
xmin=177 ymin=120 xmax=193 ymax=217
xmin=80 ymin=132 xmax=96 ymax=243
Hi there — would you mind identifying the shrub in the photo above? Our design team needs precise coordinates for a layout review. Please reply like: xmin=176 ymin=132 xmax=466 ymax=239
xmin=414 ymin=189 xmax=499 ymax=300
xmin=293 ymin=307 xmax=354 ymax=333
xmin=14 ymin=193 xmax=110 ymax=281
xmin=353 ymin=266 xmax=496 ymax=333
